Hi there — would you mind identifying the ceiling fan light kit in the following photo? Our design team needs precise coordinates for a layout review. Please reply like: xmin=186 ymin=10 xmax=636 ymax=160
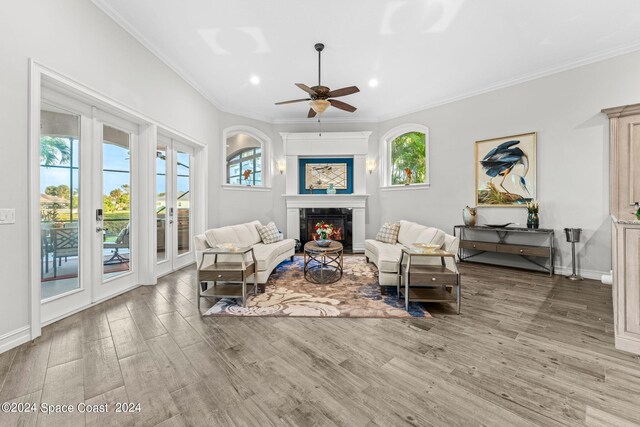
xmin=309 ymin=99 xmax=330 ymax=114
xmin=275 ymin=42 xmax=360 ymax=118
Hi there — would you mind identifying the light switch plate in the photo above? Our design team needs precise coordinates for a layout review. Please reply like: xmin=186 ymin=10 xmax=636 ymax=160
xmin=0 ymin=209 xmax=16 ymax=224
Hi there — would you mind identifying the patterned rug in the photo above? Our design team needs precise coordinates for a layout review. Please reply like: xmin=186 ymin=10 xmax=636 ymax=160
xmin=204 ymin=256 xmax=432 ymax=318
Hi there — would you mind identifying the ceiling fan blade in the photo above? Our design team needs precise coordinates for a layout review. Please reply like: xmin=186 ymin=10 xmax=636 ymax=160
xmin=327 ymin=86 xmax=360 ymax=98
xmin=308 ymin=108 xmax=317 ymax=118
xmin=275 ymin=98 xmax=310 ymax=105
xmin=328 ymin=99 xmax=357 ymax=113
xmin=296 ymin=83 xmax=318 ymax=96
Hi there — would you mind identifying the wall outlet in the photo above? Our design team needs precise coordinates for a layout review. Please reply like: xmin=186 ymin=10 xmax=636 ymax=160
xmin=0 ymin=209 xmax=16 ymax=224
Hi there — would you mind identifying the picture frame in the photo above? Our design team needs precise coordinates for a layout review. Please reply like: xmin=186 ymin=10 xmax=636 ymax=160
xmin=305 ymin=162 xmax=348 ymax=190
xmin=475 ymin=132 xmax=536 ymax=207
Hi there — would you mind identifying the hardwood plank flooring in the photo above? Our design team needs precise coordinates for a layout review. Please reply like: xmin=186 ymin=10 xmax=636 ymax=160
xmin=1 ymin=260 xmax=639 ymax=426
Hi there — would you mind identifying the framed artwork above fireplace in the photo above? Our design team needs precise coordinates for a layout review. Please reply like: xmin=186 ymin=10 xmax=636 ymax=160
xmin=299 ymin=158 xmax=354 ymax=194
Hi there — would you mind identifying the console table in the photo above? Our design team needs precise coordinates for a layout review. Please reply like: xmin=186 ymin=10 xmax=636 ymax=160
xmin=453 ymin=225 xmax=555 ymax=276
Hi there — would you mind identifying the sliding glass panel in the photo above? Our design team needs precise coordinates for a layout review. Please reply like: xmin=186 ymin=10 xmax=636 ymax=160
xmin=103 ymin=125 xmax=131 ymax=279
xmin=156 ymin=145 xmax=167 ymax=261
xmin=40 ymin=110 xmax=80 ymax=299
xmin=176 ymin=151 xmax=191 ymax=255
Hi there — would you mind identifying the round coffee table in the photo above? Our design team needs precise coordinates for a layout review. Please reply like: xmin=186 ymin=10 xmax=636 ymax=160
xmin=303 ymin=240 xmax=344 ymax=284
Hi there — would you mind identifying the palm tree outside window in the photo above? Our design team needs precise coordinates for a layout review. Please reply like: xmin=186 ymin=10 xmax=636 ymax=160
xmin=390 ymin=131 xmax=427 ymax=185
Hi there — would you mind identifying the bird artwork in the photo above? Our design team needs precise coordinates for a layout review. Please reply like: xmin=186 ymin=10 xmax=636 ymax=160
xmin=476 ymin=135 xmax=536 ymax=206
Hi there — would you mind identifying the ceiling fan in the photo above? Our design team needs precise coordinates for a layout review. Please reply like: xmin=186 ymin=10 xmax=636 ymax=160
xmin=275 ymin=43 xmax=360 ymax=118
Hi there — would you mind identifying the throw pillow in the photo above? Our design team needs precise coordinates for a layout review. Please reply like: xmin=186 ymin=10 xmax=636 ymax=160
xmin=376 ymin=222 xmax=400 ymax=244
xmin=256 ymin=222 xmax=283 ymax=244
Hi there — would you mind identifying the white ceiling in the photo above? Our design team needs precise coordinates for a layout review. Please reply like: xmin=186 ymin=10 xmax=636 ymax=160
xmin=94 ymin=0 xmax=640 ymax=123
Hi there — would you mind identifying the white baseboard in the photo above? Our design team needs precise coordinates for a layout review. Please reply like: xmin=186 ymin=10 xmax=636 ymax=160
xmin=615 ymin=335 xmax=640 ymax=356
xmin=0 ymin=326 xmax=31 ymax=354
xmin=552 ymin=265 xmax=609 ymax=282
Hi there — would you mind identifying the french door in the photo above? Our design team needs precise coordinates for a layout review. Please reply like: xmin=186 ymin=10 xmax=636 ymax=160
xmin=156 ymin=135 xmax=195 ymax=276
xmin=39 ymin=96 xmax=139 ymax=324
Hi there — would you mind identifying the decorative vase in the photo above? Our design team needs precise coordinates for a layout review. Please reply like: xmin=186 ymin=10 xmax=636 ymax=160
xmin=326 ymin=183 xmax=336 ymax=195
xmin=462 ymin=206 xmax=477 ymax=226
xmin=316 ymin=239 xmax=331 ymax=247
xmin=527 ymin=212 xmax=539 ymax=229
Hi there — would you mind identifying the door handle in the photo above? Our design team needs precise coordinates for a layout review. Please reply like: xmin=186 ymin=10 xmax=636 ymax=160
xmin=96 ymin=227 xmax=104 ymax=232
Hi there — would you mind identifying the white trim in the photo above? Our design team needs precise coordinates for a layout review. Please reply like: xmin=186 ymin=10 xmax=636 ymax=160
xmin=380 ymin=183 xmax=432 ymax=192
xmin=280 ymin=131 xmax=372 ymax=143
xmin=28 ymin=60 xmax=208 ymax=340
xmin=86 ymin=3 xmax=640 ymax=124
xmin=0 ymin=326 xmax=32 ymax=354
xmin=552 ymin=265 xmax=609 ymax=282
xmin=90 ymin=0 xmax=226 ymax=113
xmin=41 ymin=287 xmax=85 ymax=305
xmin=615 ymin=335 xmax=640 ymax=355
xmin=222 ymin=125 xmax=272 ymax=188
xmin=375 ymin=41 xmax=640 ymax=123
xmin=41 ymin=283 xmax=142 ymax=327
xmin=33 ymin=60 xmax=206 ymax=147
xmin=221 ymin=184 xmax=272 ymax=192
xmin=282 ymin=194 xmax=369 ymax=209
xmin=380 ymin=124 xmax=430 ymax=188
xmin=272 ymin=116 xmax=380 ymax=125
xmin=28 ymin=59 xmax=42 ymax=340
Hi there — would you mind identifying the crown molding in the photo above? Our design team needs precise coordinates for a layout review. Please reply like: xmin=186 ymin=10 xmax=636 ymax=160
xmin=91 ymin=0 xmax=225 ymax=112
xmin=271 ymin=115 xmax=379 ymax=125
xmin=376 ymin=40 xmax=640 ymax=123
xmin=91 ymin=0 xmax=640 ymax=126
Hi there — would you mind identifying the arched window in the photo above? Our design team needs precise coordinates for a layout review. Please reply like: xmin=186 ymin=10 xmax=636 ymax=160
xmin=227 ymin=146 xmax=262 ymax=186
xmin=223 ymin=126 xmax=271 ymax=188
xmin=381 ymin=124 xmax=430 ymax=188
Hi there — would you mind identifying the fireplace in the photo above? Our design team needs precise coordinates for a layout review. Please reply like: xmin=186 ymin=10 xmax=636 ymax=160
xmin=299 ymin=208 xmax=353 ymax=252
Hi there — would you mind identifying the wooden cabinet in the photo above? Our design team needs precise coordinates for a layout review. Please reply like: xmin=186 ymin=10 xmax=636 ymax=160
xmin=612 ymin=224 xmax=640 ymax=354
xmin=604 ymin=103 xmax=640 ymax=355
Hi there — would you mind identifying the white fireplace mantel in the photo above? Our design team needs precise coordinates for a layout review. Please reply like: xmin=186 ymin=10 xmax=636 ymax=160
xmin=280 ymin=131 xmax=371 ymax=252
xmin=282 ymin=194 xmax=369 ymax=209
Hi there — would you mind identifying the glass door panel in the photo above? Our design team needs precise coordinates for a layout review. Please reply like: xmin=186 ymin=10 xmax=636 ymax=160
xmin=102 ymin=125 xmax=131 ymax=280
xmin=156 ymin=145 xmax=168 ymax=262
xmin=40 ymin=110 xmax=81 ymax=300
xmin=176 ymin=150 xmax=191 ymax=256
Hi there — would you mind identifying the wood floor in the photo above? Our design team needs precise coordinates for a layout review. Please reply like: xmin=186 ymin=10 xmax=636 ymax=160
xmin=1 ymin=259 xmax=639 ymax=426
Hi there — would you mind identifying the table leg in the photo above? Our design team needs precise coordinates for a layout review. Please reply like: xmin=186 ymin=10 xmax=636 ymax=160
xmin=242 ymin=277 xmax=247 ymax=308
xmin=196 ymin=273 xmax=201 ymax=313
xmin=405 ymin=278 xmax=409 ymax=311
xmin=456 ymin=275 xmax=461 ymax=315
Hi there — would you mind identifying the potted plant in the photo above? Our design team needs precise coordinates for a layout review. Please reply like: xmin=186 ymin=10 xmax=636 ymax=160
xmin=243 ymin=169 xmax=252 ymax=186
xmin=526 ymin=201 xmax=539 ymax=229
xmin=314 ymin=221 xmax=334 ymax=247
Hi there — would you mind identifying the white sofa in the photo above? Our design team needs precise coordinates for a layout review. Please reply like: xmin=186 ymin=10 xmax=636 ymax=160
xmin=365 ymin=220 xmax=460 ymax=288
xmin=193 ymin=220 xmax=296 ymax=292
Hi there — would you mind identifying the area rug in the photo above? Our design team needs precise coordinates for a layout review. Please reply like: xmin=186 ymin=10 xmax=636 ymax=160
xmin=204 ymin=256 xmax=432 ymax=318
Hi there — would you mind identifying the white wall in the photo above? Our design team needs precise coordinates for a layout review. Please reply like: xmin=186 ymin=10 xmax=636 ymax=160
xmin=215 ymin=116 xmax=381 ymax=238
xmin=378 ymin=50 xmax=640 ymax=278
xmin=0 ymin=0 xmax=220 ymax=342
xmin=4 ymin=0 xmax=640 ymax=347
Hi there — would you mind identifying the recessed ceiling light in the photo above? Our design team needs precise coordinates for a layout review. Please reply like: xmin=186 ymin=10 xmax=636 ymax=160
xmin=250 ymin=75 xmax=260 ymax=85
xmin=369 ymin=78 xmax=379 ymax=88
